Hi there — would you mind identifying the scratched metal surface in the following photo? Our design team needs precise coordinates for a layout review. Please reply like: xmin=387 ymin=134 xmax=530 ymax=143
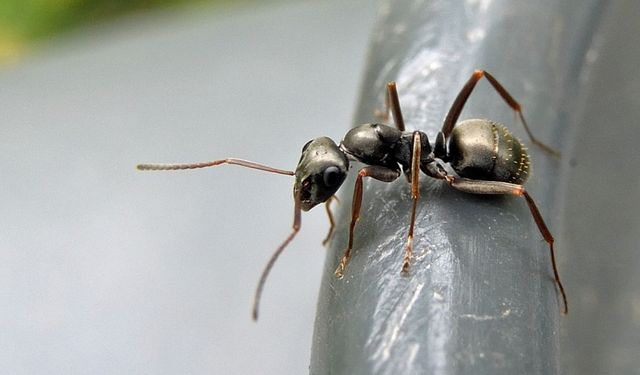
xmin=311 ymin=0 xmax=609 ymax=374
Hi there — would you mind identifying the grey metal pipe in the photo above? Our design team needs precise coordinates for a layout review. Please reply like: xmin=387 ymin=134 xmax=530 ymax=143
xmin=311 ymin=0 xmax=606 ymax=374
xmin=558 ymin=1 xmax=640 ymax=374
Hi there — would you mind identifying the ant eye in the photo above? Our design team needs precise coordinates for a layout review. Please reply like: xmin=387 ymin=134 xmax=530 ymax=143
xmin=323 ymin=166 xmax=342 ymax=187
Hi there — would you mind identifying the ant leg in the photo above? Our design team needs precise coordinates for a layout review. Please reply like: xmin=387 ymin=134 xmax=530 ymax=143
xmin=402 ymin=132 xmax=423 ymax=273
xmin=386 ymin=81 xmax=406 ymax=131
xmin=442 ymin=176 xmax=568 ymax=314
xmin=441 ymin=70 xmax=559 ymax=157
xmin=252 ymin=191 xmax=302 ymax=321
xmin=374 ymin=81 xmax=406 ymax=131
xmin=322 ymin=196 xmax=339 ymax=246
xmin=334 ymin=166 xmax=401 ymax=278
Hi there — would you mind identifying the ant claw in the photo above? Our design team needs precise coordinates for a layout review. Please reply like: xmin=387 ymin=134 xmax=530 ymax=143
xmin=401 ymin=259 xmax=411 ymax=275
xmin=334 ymin=257 xmax=349 ymax=279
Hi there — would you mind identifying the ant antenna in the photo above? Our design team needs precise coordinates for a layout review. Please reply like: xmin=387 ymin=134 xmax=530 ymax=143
xmin=137 ymin=158 xmax=294 ymax=176
xmin=252 ymin=191 xmax=302 ymax=321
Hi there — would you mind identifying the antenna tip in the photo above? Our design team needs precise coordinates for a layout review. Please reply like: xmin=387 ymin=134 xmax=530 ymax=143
xmin=136 ymin=164 xmax=159 ymax=171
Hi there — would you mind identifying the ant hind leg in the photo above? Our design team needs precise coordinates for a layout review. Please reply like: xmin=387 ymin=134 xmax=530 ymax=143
xmin=441 ymin=70 xmax=560 ymax=157
xmin=442 ymin=175 xmax=568 ymax=314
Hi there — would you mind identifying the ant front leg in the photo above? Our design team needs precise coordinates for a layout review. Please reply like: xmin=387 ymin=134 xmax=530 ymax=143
xmin=252 ymin=191 xmax=302 ymax=321
xmin=322 ymin=195 xmax=339 ymax=246
xmin=442 ymin=175 xmax=568 ymax=314
xmin=441 ymin=70 xmax=559 ymax=157
xmin=334 ymin=166 xmax=400 ymax=278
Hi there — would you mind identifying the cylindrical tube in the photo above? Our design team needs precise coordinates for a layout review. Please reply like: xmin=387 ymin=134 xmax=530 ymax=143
xmin=311 ymin=0 xmax=606 ymax=374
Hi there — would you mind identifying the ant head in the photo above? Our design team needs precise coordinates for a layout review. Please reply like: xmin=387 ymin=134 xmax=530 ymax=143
xmin=294 ymin=137 xmax=349 ymax=211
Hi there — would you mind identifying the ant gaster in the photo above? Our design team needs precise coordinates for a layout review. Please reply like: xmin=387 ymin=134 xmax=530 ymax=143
xmin=137 ymin=70 xmax=567 ymax=320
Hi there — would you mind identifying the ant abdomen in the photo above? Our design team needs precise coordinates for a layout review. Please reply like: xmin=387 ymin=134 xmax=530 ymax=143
xmin=447 ymin=119 xmax=530 ymax=185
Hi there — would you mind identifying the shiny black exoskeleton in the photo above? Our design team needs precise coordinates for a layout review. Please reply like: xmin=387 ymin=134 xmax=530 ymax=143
xmin=333 ymin=119 xmax=530 ymax=189
xmin=138 ymin=70 xmax=567 ymax=320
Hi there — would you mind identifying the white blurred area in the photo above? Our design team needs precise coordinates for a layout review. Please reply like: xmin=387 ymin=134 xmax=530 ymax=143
xmin=0 ymin=1 xmax=376 ymax=374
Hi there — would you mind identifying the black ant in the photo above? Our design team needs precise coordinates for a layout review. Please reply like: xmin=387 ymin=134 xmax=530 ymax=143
xmin=137 ymin=70 xmax=567 ymax=320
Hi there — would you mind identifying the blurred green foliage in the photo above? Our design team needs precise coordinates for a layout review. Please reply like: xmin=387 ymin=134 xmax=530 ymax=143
xmin=0 ymin=0 xmax=236 ymax=64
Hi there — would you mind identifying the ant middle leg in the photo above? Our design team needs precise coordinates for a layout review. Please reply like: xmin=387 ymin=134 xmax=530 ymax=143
xmin=402 ymin=131 xmax=423 ymax=274
xmin=441 ymin=70 xmax=559 ymax=157
xmin=442 ymin=175 xmax=568 ymax=314
xmin=334 ymin=166 xmax=400 ymax=278
xmin=386 ymin=81 xmax=406 ymax=131
xmin=375 ymin=81 xmax=406 ymax=131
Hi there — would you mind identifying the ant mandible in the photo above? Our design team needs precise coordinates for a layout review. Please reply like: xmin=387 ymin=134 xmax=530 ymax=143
xmin=137 ymin=70 xmax=567 ymax=320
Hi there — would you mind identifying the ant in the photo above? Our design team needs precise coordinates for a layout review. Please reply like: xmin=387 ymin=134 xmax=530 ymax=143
xmin=137 ymin=70 xmax=567 ymax=320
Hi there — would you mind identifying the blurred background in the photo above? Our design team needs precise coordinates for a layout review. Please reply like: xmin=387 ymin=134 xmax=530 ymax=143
xmin=0 ymin=1 xmax=376 ymax=374
xmin=0 ymin=0 xmax=245 ymax=64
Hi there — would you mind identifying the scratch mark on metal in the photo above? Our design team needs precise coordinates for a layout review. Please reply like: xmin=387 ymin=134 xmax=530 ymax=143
xmin=459 ymin=309 xmax=511 ymax=321
xmin=382 ymin=282 xmax=425 ymax=360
